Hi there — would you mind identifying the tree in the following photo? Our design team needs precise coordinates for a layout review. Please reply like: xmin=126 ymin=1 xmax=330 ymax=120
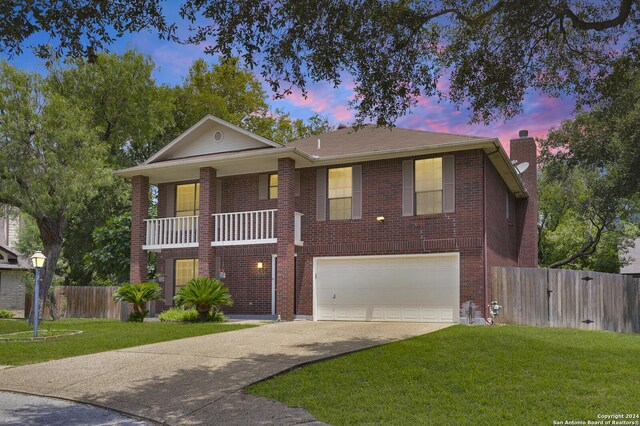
xmin=50 ymin=51 xmax=173 ymax=285
xmin=537 ymin=164 xmax=639 ymax=272
xmin=52 ymin=50 xmax=175 ymax=168
xmin=84 ymin=212 xmax=131 ymax=285
xmin=170 ymin=58 xmax=332 ymax=144
xmin=4 ymin=1 xmax=640 ymax=125
xmin=0 ymin=61 xmax=110 ymax=320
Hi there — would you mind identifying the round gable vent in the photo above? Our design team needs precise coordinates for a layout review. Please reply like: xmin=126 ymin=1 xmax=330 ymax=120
xmin=213 ymin=130 xmax=224 ymax=143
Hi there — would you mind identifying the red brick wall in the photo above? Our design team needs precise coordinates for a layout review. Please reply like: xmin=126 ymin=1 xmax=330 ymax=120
xmin=276 ymin=157 xmax=296 ymax=320
xmin=221 ymin=174 xmax=277 ymax=213
xmin=294 ymin=150 xmax=486 ymax=316
xmin=151 ymin=148 xmax=527 ymax=321
xmin=198 ymin=167 xmax=217 ymax=277
xmin=129 ymin=175 xmax=149 ymax=284
xmin=483 ymin=155 xmax=519 ymax=311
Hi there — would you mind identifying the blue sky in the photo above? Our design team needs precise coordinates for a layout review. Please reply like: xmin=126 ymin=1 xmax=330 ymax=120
xmin=2 ymin=6 xmax=576 ymax=153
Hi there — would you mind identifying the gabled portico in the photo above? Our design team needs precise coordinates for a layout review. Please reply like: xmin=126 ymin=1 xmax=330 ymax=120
xmin=119 ymin=115 xmax=308 ymax=320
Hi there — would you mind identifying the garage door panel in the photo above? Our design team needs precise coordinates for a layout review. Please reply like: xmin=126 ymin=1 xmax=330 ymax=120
xmin=316 ymin=254 xmax=459 ymax=323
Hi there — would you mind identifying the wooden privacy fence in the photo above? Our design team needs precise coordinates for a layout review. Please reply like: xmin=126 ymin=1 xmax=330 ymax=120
xmin=26 ymin=286 xmax=122 ymax=319
xmin=492 ymin=267 xmax=640 ymax=333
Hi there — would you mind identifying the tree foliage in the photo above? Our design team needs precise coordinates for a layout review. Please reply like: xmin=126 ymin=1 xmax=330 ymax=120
xmin=0 ymin=61 xmax=110 ymax=318
xmin=169 ymin=58 xmax=332 ymax=144
xmin=538 ymin=164 xmax=639 ymax=272
xmin=174 ymin=277 xmax=233 ymax=322
xmin=113 ymin=282 xmax=163 ymax=321
xmin=84 ymin=212 xmax=131 ymax=285
xmin=4 ymin=1 xmax=639 ymax=125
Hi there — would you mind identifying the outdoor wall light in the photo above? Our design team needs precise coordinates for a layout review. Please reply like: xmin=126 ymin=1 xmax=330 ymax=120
xmin=376 ymin=216 xmax=385 ymax=222
xmin=257 ymin=261 xmax=264 ymax=269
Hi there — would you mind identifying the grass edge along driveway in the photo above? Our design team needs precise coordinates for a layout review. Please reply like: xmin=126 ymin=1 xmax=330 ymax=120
xmin=248 ymin=325 xmax=640 ymax=425
xmin=0 ymin=318 xmax=256 ymax=366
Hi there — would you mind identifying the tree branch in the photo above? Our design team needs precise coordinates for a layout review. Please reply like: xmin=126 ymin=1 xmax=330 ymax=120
xmin=548 ymin=222 xmax=605 ymax=268
xmin=559 ymin=0 xmax=633 ymax=31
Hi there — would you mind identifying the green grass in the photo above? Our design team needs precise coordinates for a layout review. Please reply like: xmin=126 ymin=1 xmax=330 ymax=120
xmin=248 ymin=325 xmax=640 ymax=425
xmin=0 ymin=318 xmax=254 ymax=366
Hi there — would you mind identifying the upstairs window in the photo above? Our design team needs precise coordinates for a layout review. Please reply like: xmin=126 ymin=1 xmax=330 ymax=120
xmin=415 ymin=158 xmax=443 ymax=215
xmin=328 ymin=167 xmax=352 ymax=220
xmin=269 ymin=174 xmax=278 ymax=199
xmin=176 ymin=183 xmax=200 ymax=216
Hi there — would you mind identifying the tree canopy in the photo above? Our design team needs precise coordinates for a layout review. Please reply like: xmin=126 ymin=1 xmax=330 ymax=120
xmin=3 ymin=1 xmax=640 ymax=125
xmin=538 ymin=54 xmax=640 ymax=271
xmin=0 ymin=60 xmax=110 ymax=317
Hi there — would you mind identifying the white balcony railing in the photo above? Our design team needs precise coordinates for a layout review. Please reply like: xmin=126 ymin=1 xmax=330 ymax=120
xmin=212 ymin=209 xmax=277 ymax=246
xmin=143 ymin=216 xmax=198 ymax=250
xmin=142 ymin=210 xmax=303 ymax=250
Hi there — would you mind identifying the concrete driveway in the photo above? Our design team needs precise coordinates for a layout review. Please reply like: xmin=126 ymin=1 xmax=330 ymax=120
xmin=0 ymin=321 xmax=451 ymax=425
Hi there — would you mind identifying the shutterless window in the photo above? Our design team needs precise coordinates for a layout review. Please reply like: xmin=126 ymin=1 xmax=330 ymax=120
xmin=175 ymin=183 xmax=200 ymax=216
xmin=328 ymin=167 xmax=352 ymax=220
xmin=269 ymin=174 xmax=278 ymax=199
xmin=415 ymin=158 xmax=443 ymax=215
xmin=175 ymin=259 xmax=199 ymax=294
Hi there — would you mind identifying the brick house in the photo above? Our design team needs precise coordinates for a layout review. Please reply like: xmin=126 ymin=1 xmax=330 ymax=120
xmin=0 ymin=206 xmax=32 ymax=315
xmin=116 ymin=115 xmax=537 ymax=323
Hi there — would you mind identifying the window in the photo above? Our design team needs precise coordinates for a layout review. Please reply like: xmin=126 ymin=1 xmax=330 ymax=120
xmin=415 ymin=158 xmax=443 ymax=215
xmin=176 ymin=183 xmax=200 ymax=216
xmin=175 ymin=259 xmax=199 ymax=294
xmin=269 ymin=174 xmax=278 ymax=199
xmin=328 ymin=167 xmax=352 ymax=220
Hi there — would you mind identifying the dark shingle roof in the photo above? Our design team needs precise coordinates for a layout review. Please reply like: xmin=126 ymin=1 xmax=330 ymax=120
xmin=288 ymin=125 xmax=492 ymax=158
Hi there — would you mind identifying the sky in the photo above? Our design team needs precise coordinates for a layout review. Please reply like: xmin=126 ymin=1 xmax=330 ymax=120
xmin=3 ymin=7 xmax=576 ymax=153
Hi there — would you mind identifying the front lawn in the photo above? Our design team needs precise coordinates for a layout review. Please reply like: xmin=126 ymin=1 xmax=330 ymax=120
xmin=0 ymin=318 xmax=255 ymax=366
xmin=248 ymin=325 xmax=640 ymax=425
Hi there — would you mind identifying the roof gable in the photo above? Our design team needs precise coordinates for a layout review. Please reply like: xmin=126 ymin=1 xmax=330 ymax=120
xmin=145 ymin=115 xmax=281 ymax=164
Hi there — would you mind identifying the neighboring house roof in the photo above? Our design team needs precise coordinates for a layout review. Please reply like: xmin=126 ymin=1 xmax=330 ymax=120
xmin=0 ymin=245 xmax=32 ymax=270
xmin=115 ymin=115 xmax=528 ymax=198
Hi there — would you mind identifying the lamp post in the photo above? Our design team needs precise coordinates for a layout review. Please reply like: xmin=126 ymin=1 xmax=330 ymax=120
xmin=30 ymin=250 xmax=46 ymax=337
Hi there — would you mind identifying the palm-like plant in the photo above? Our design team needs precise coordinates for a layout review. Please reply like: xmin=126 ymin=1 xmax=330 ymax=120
xmin=174 ymin=277 xmax=233 ymax=322
xmin=113 ymin=282 xmax=163 ymax=320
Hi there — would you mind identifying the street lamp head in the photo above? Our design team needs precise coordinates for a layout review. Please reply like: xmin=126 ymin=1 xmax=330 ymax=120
xmin=30 ymin=250 xmax=47 ymax=268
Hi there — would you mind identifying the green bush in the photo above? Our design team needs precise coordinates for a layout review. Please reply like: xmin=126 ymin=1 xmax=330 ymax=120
xmin=174 ymin=277 xmax=233 ymax=322
xmin=113 ymin=282 xmax=163 ymax=321
xmin=0 ymin=309 xmax=15 ymax=319
xmin=159 ymin=307 xmax=227 ymax=323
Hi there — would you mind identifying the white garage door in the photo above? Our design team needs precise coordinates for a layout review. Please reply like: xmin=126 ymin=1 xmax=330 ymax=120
xmin=315 ymin=253 xmax=459 ymax=323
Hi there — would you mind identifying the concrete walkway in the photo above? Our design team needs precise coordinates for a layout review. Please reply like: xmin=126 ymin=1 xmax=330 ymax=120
xmin=0 ymin=321 xmax=451 ymax=425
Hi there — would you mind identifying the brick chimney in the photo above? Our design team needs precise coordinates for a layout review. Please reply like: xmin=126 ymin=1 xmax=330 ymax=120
xmin=510 ymin=130 xmax=538 ymax=267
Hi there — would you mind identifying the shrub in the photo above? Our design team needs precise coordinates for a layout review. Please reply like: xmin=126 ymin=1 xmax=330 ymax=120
xmin=159 ymin=307 xmax=227 ymax=323
xmin=174 ymin=278 xmax=233 ymax=322
xmin=113 ymin=282 xmax=163 ymax=321
xmin=0 ymin=309 xmax=15 ymax=319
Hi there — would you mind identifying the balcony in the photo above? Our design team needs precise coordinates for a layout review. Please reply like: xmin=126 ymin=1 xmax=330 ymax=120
xmin=144 ymin=216 xmax=199 ymax=250
xmin=142 ymin=210 xmax=303 ymax=250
